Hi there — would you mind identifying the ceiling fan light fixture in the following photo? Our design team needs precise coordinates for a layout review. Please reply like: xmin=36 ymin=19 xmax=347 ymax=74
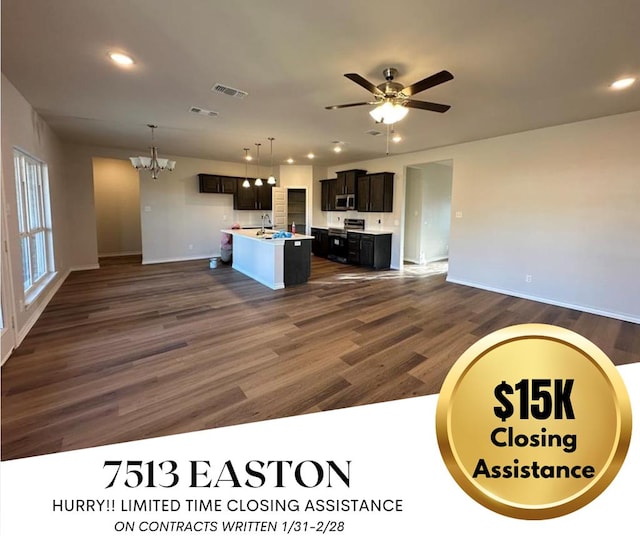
xmin=369 ymin=101 xmax=409 ymax=124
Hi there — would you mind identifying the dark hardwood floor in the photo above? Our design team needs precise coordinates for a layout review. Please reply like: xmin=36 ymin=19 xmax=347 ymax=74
xmin=2 ymin=256 xmax=638 ymax=460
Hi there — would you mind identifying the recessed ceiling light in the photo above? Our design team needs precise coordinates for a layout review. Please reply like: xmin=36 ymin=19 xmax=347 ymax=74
xmin=287 ymin=158 xmax=294 ymax=164
xmin=331 ymin=140 xmax=344 ymax=153
xmin=244 ymin=154 xmax=253 ymax=161
xmin=109 ymin=52 xmax=134 ymax=66
xmin=391 ymin=132 xmax=402 ymax=143
xmin=307 ymin=153 xmax=315 ymax=159
xmin=610 ymin=77 xmax=635 ymax=90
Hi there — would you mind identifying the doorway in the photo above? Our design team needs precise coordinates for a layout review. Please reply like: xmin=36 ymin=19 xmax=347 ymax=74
xmin=92 ymin=158 xmax=142 ymax=261
xmin=287 ymin=188 xmax=307 ymax=234
xmin=403 ymin=160 xmax=453 ymax=269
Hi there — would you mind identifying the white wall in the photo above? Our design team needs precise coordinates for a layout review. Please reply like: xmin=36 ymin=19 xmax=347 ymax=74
xmin=277 ymin=165 xmax=315 ymax=233
xmin=403 ymin=167 xmax=423 ymax=263
xmin=311 ymin=165 xmax=328 ymax=228
xmin=1 ymin=74 xmax=75 ymax=348
xmin=93 ymin=158 xmax=142 ymax=256
xmin=139 ymin=157 xmax=244 ymax=264
xmin=326 ymin=111 xmax=640 ymax=322
xmin=420 ymin=162 xmax=452 ymax=263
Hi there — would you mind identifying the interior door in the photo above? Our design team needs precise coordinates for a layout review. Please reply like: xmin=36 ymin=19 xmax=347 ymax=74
xmin=272 ymin=187 xmax=287 ymax=230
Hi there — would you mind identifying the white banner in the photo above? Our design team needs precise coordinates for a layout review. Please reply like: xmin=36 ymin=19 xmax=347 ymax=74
xmin=1 ymin=363 xmax=638 ymax=535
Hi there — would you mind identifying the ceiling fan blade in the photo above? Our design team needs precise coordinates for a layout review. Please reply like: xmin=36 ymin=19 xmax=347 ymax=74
xmin=404 ymin=99 xmax=451 ymax=113
xmin=344 ymin=73 xmax=384 ymax=96
xmin=402 ymin=70 xmax=454 ymax=96
xmin=325 ymin=101 xmax=375 ymax=110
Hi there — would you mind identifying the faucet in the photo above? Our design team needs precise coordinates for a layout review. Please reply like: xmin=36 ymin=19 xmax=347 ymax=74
xmin=261 ymin=213 xmax=272 ymax=235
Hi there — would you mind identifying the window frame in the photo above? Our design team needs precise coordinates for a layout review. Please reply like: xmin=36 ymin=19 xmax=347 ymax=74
xmin=13 ymin=148 xmax=55 ymax=301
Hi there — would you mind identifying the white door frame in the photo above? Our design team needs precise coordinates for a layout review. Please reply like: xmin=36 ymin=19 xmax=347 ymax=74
xmin=1 ymin=176 xmax=17 ymax=365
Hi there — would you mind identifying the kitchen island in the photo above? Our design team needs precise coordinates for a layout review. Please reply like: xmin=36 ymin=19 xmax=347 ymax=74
xmin=221 ymin=229 xmax=314 ymax=289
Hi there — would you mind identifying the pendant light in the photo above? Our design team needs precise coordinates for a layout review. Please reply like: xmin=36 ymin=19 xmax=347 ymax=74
xmin=254 ymin=143 xmax=263 ymax=186
xmin=242 ymin=148 xmax=251 ymax=188
xmin=267 ymin=137 xmax=277 ymax=185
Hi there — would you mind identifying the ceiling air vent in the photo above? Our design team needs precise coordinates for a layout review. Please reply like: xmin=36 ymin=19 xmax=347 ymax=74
xmin=211 ymin=83 xmax=248 ymax=99
xmin=189 ymin=106 xmax=219 ymax=117
xmin=365 ymin=129 xmax=383 ymax=136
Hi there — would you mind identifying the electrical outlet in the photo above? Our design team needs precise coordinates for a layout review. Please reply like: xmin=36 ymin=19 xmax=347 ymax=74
xmin=525 ymin=274 xmax=532 ymax=283
xmin=455 ymin=211 xmax=463 ymax=218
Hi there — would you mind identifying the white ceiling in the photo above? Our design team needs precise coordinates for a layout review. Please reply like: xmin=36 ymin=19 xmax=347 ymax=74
xmin=2 ymin=0 xmax=639 ymax=167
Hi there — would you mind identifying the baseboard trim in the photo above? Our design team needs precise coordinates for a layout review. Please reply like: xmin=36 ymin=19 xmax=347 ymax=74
xmin=1 ymin=344 xmax=14 ymax=366
xmin=98 ymin=251 xmax=142 ymax=258
xmin=446 ymin=276 xmax=640 ymax=325
xmin=142 ymin=255 xmax=213 ymax=265
xmin=70 ymin=264 xmax=100 ymax=271
xmin=17 ymin=268 xmax=71 ymax=346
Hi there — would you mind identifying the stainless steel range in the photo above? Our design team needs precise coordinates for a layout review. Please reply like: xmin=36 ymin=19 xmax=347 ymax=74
xmin=328 ymin=218 xmax=364 ymax=263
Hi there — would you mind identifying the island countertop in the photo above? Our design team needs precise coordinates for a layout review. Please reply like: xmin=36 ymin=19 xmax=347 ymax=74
xmin=222 ymin=229 xmax=314 ymax=241
xmin=220 ymin=229 xmax=313 ymax=289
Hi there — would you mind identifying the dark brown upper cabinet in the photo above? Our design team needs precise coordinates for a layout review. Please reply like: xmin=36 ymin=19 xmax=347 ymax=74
xmin=357 ymin=172 xmax=394 ymax=212
xmin=320 ymin=179 xmax=337 ymax=211
xmin=336 ymin=169 xmax=367 ymax=195
xmin=198 ymin=174 xmax=238 ymax=194
xmin=234 ymin=181 xmax=273 ymax=210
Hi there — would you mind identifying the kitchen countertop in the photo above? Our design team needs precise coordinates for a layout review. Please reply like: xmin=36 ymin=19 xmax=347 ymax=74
xmin=345 ymin=229 xmax=393 ymax=235
xmin=222 ymin=229 xmax=314 ymax=241
xmin=310 ymin=226 xmax=393 ymax=236
xmin=220 ymin=229 xmax=313 ymax=290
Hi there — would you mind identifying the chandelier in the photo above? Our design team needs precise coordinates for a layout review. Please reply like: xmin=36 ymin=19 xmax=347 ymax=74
xmin=130 ymin=124 xmax=176 ymax=180
xmin=369 ymin=101 xmax=409 ymax=125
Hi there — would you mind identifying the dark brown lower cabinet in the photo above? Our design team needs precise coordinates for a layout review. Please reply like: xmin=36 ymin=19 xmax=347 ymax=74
xmin=347 ymin=233 xmax=360 ymax=264
xmin=354 ymin=233 xmax=392 ymax=269
xmin=284 ymin=240 xmax=311 ymax=286
xmin=311 ymin=228 xmax=329 ymax=257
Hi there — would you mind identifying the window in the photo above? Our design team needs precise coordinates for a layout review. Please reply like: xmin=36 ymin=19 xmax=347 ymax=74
xmin=13 ymin=149 xmax=54 ymax=297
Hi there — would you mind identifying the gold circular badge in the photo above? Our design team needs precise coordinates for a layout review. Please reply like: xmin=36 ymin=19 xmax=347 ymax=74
xmin=435 ymin=323 xmax=632 ymax=519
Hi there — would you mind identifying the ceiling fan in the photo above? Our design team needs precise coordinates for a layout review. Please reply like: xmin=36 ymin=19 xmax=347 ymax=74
xmin=326 ymin=67 xmax=453 ymax=124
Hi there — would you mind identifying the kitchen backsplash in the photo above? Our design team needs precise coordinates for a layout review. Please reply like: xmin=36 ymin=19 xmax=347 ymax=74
xmin=324 ymin=210 xmax=391 ymax=231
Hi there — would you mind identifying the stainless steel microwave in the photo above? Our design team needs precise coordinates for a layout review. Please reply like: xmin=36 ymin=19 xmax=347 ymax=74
xmin=336 ymin=194 xmax=355 ymax=210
